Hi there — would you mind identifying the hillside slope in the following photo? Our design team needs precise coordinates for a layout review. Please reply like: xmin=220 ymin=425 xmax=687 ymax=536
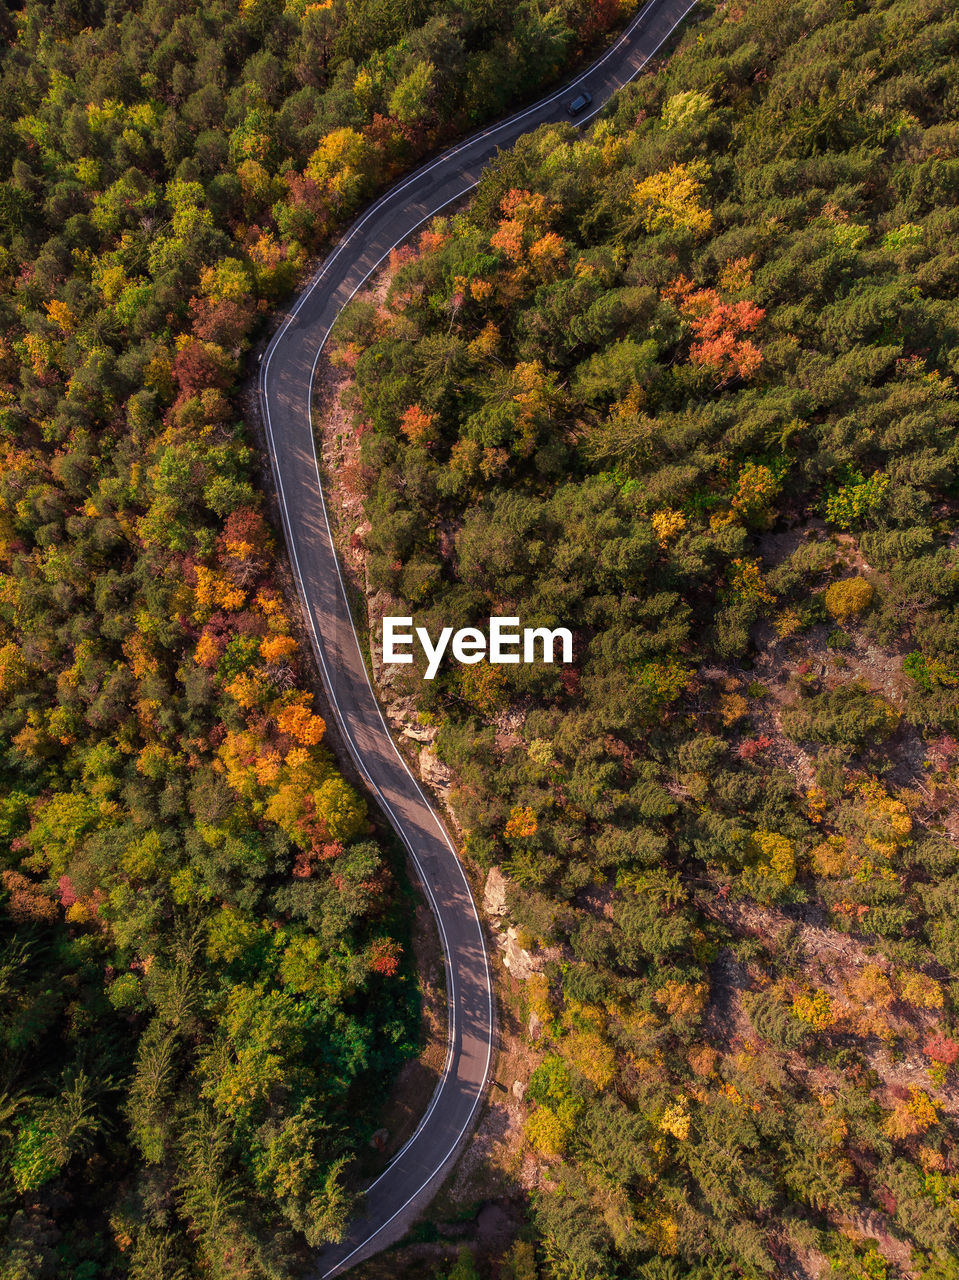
xmin=334 ymin=1 xmax=959 ymax=1275
xmin=0 ymin=0 xmax=645 ymax=1276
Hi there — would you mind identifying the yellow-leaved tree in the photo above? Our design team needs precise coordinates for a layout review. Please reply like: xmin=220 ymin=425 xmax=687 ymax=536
xmin=305 ymin=128 xmax=375 ymax=210
xmin=633 ymin=162 xmax=713 ymax=236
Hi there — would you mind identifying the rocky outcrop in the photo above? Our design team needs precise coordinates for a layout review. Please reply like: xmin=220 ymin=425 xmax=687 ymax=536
xmin=419 ymin=745 xmax=452 ymax=788
xmin=497 ymin=926 xmax=547 ymax=980
xmin=405 ymin=723 xmax=438 ymax=743
xmin=484 ymin=872 xmax=558 ymax=981
xmin=384 ymin=694 xmax=418 ymax=728
xmin=482 ymin=867 xmax=510 ymax=920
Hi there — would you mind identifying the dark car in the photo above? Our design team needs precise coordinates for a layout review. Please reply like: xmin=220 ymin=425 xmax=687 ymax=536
xmin=567 ymin=91 xmax=592 ymax=115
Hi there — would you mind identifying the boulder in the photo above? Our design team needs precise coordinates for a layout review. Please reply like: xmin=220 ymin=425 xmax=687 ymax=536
xmin=482 ymin=866 xmax=510 ymax=920
xmin=384 ymin=695 xmax=417 ymax=726
xmin=419 ymin=745 xmax=452 ymax=787
xmin=498 ymin=926 xmax=543 ymax=980
xmin=402 ymin=723 xmax=438 ymax=743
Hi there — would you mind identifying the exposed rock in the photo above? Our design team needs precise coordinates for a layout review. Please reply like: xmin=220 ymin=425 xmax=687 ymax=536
xmin=384 ymin=695 xmax=417 ymax=727
xmin=419 ymin=745 xmax=452 ymax=788
xmin=528 ymin=1012 xmax=544 ymax=1041
xmin=482 ymin=867 xmax=510 ymax=921
xmin=511 ymin=1079 xmax=526 ymax=1102
xmin=402 ymin=723 xmax=438 ymax=743
xmin=498 ymin=926 xmax=544 ymax=980
xmin=369 ymin=1127 xmax=389 ymax=1152
xmin=375 ymin=651 xmax=398 ymax=688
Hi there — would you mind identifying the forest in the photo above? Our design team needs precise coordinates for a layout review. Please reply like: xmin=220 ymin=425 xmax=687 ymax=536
xmin=0 ymin=0 xmax=636 ymax=1277
xmin=330 ymin=0 xmax=959 ymax=1275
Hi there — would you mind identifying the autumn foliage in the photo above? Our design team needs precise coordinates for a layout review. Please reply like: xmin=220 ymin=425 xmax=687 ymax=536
xmin=665 ymin=275 xmax=765 ymax=381
xmin=335 ymin=1 xmax=959 ymax=1273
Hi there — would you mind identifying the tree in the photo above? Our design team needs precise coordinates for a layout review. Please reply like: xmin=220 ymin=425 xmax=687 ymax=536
xmin=388 ymin=60 xmax=435 ymax=126
xmin=313 ymin=775 xmax=367 ymax=842
xmin=447 ymin=1246 xmax=482 ymax=1280
xmin=305 ymin=127 xmax=376 ymax=210
xmin=633 ymin=162 xmax=713 ymax=236
xmin=500 ymin=1240 xmax=539 ymax=1280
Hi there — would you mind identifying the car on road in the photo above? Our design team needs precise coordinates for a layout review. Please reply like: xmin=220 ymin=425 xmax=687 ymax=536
xmin=567 ymin=90 xmax=592 ymax=115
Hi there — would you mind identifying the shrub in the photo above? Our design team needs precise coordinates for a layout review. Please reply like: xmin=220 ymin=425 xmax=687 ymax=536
xmin=825 ymin=576 xmax=874 ymax=623
xmin=780 ymin=681 xmax=900 ymax=749
xmin=824 ymin=471 xmax=890 ymax=529
xmin=792 ymin=987 xmax=834 ymax=1029
xmin=827 ymin=629 xmax=853 ymax=649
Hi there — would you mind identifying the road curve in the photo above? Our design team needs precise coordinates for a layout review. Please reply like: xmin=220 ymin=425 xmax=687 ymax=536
xmin=257 ymin=0 xmax=697 ymax=1272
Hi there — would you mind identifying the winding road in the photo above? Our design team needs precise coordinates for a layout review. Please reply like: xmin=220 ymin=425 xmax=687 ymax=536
xmin=257 ymin=0 xmax=697 ymax=1272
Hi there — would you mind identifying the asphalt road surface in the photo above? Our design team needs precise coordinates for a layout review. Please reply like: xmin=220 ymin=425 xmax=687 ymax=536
xmin=257 ymin=0 xmax=698 ymax=1272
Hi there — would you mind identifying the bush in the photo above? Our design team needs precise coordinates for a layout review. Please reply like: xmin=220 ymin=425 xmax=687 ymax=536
xmin=780 ymin=681 xmax=900 ymax=749
xmin=824 ymin=576 xmax=874 ymax=623
xmin=826 ymin=629 xmax=852 ymax=649
xmin=742 ymin=989 xmax=809 ymax=1051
